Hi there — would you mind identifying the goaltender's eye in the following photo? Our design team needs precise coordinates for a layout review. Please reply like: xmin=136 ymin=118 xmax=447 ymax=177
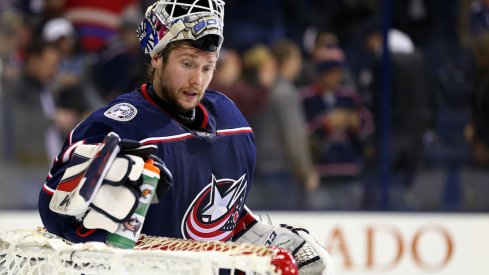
xmin=182 ymin=61 xmax=192 ymax=68
xmin=203 ymin=65 xmax=214 ymax=72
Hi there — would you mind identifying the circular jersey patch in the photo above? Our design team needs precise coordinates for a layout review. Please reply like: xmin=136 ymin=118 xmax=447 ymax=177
xmin=104 ymin=103 xmax=138 ymax=121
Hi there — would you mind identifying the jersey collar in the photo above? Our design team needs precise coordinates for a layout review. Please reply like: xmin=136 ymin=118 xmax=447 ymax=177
xmin=140 ymin=83 xmax=215 ymax=135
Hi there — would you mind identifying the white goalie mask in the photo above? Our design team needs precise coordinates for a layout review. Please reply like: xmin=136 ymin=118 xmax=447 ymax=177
xmin=137 ymin=0 xmax=224 ymax=57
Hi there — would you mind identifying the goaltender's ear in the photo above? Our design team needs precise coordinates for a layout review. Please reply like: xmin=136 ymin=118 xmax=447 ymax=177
xmin=151 ymin=54 xmax=160 ymax=69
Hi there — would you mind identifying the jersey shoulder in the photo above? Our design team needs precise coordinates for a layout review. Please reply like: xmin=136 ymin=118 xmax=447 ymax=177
xmin=71 ymin=90 xmax=176 ymax=142
xmin=203 ymin=90 xmax=250 ymax=129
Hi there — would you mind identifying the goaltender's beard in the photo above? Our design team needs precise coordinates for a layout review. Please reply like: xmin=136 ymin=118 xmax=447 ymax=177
xmin=153 ymin=68 xmax=205 ymax=114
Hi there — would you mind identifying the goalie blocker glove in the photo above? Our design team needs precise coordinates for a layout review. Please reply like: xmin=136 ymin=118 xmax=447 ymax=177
xmin=233 ymin=207 xmax=335 ymax=275
xmin=49 ymin=132 xmax=173 ymax=233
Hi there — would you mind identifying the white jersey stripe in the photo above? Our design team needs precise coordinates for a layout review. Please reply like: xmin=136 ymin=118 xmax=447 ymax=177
xmin=217 ymin=127 xmax=253 ymax=135
xmin=140 ymin=127 xmax=253 ymax=144
xmin=141 ymin=133 xmax=193 ymax=144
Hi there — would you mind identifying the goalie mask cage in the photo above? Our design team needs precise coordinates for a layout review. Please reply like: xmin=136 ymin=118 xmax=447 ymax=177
xmin=0 ymin=228 xmax=297 ymax=275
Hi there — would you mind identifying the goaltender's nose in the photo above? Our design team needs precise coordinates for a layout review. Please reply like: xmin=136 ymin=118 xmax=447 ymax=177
xmin=189 ymin=69 xmax=203 ymax=87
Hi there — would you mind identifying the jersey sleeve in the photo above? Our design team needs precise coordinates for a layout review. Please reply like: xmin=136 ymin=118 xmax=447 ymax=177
xmin=38 ymin=110 xmax=124 ymax=243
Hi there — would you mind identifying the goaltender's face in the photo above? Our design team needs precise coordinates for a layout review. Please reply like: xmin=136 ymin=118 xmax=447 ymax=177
xmin=151 ymin=44 xmax=217 ymax=113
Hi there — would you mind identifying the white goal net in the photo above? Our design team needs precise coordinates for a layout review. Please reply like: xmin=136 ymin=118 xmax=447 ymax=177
xmin=0 ymin=227 xmax=297 ymax=275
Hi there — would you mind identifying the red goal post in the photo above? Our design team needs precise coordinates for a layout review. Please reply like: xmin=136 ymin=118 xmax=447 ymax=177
xmin=0 ymin=227 xmax=297 ymax=275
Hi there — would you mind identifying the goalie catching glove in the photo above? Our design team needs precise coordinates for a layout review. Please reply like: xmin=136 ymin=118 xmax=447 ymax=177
xmin=49 ymin=132 xmax=173 ymax=233
xmin=233 ymin=207 xmax=335 ymax=275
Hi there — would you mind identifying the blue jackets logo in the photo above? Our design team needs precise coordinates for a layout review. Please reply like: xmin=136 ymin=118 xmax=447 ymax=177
xmin=181 ymin=174 xmax=247 ymax=241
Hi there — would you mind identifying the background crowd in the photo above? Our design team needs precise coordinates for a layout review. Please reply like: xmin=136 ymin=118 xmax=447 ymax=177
xmin=1 ymin=0 xmax=489 ymax=212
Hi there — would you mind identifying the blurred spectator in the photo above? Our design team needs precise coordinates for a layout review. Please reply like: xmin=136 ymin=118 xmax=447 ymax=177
xmin=46 ymin=84 xmax=91 ymax=161
xmin=246 ymin=40 xmax=319 ymax=210
xmin=55 ymin=85 xmax=91 ymax=134
xmin=42 ymin=17 xmax=104 ymax=110
xmin=466 ymin=33 xmax=489 ymax=166
xmin=42 ymin=17 xmax=83 ymax=88
xmin=300 ymin=57 xmax=373 ymax=210
xmin=29 ymin=0 xmax=67 ymax=38
xmin=221 ymin=45 xmax=276 ymax=118
xmin=63 ymin=0 xmax=140 ymax=53
xmin=223 ymin=0 xmax=306 ymax=50
xmin=0 ymin=10 xmax=32 ymax=86
xmin=0 ymin=1 xmax=15 ymax=11
xmin=391 ymin=0 xmax=436 ymax=47
xmin=2 ymin=41 xmax=60 ymax=167
xmin=219 ymin=45 xmax=297 ymax=209
xmin=208 ymin=48 xmax=242 ymax=92
xmin=302 ymin=0 xmax=380 ymax=49
xmin=39 ymin=0 xmax=66 ymax=19
xmin=54 ymin=85 xmax=90 ymax=136
xmin=0 ymin=41 xmax=60 ymax=209
xmin=0 ymin=9 xmax=29 ymax=164
xmin=360 ymin=26 xmax=436 ymax=209
xmin=299 ymin=31 xmax=356 ymax=88
xmin=90 ymin=10 xmax=147 ymax=102
xmin=469 ymin=0 xmax=489 ymax=37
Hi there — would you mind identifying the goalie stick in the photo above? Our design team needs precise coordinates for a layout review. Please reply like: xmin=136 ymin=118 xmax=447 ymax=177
xmin=49 ymin=132 xmax=121 ymax=216
xmin=79 ymin=132 xmax=121 ymax=203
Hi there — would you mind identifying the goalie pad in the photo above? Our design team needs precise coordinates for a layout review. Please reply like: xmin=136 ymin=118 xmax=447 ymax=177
xmin=233 ymin=207 xmax=335 ymax=275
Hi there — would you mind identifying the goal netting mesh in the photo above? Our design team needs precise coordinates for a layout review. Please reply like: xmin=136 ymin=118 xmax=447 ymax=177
xmin=0 ymin=227 xmax=297 ymax=275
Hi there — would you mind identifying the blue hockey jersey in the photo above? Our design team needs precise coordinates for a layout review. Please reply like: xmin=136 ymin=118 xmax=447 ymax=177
xmin=39 ymin=84 xmax=256 ymax=243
